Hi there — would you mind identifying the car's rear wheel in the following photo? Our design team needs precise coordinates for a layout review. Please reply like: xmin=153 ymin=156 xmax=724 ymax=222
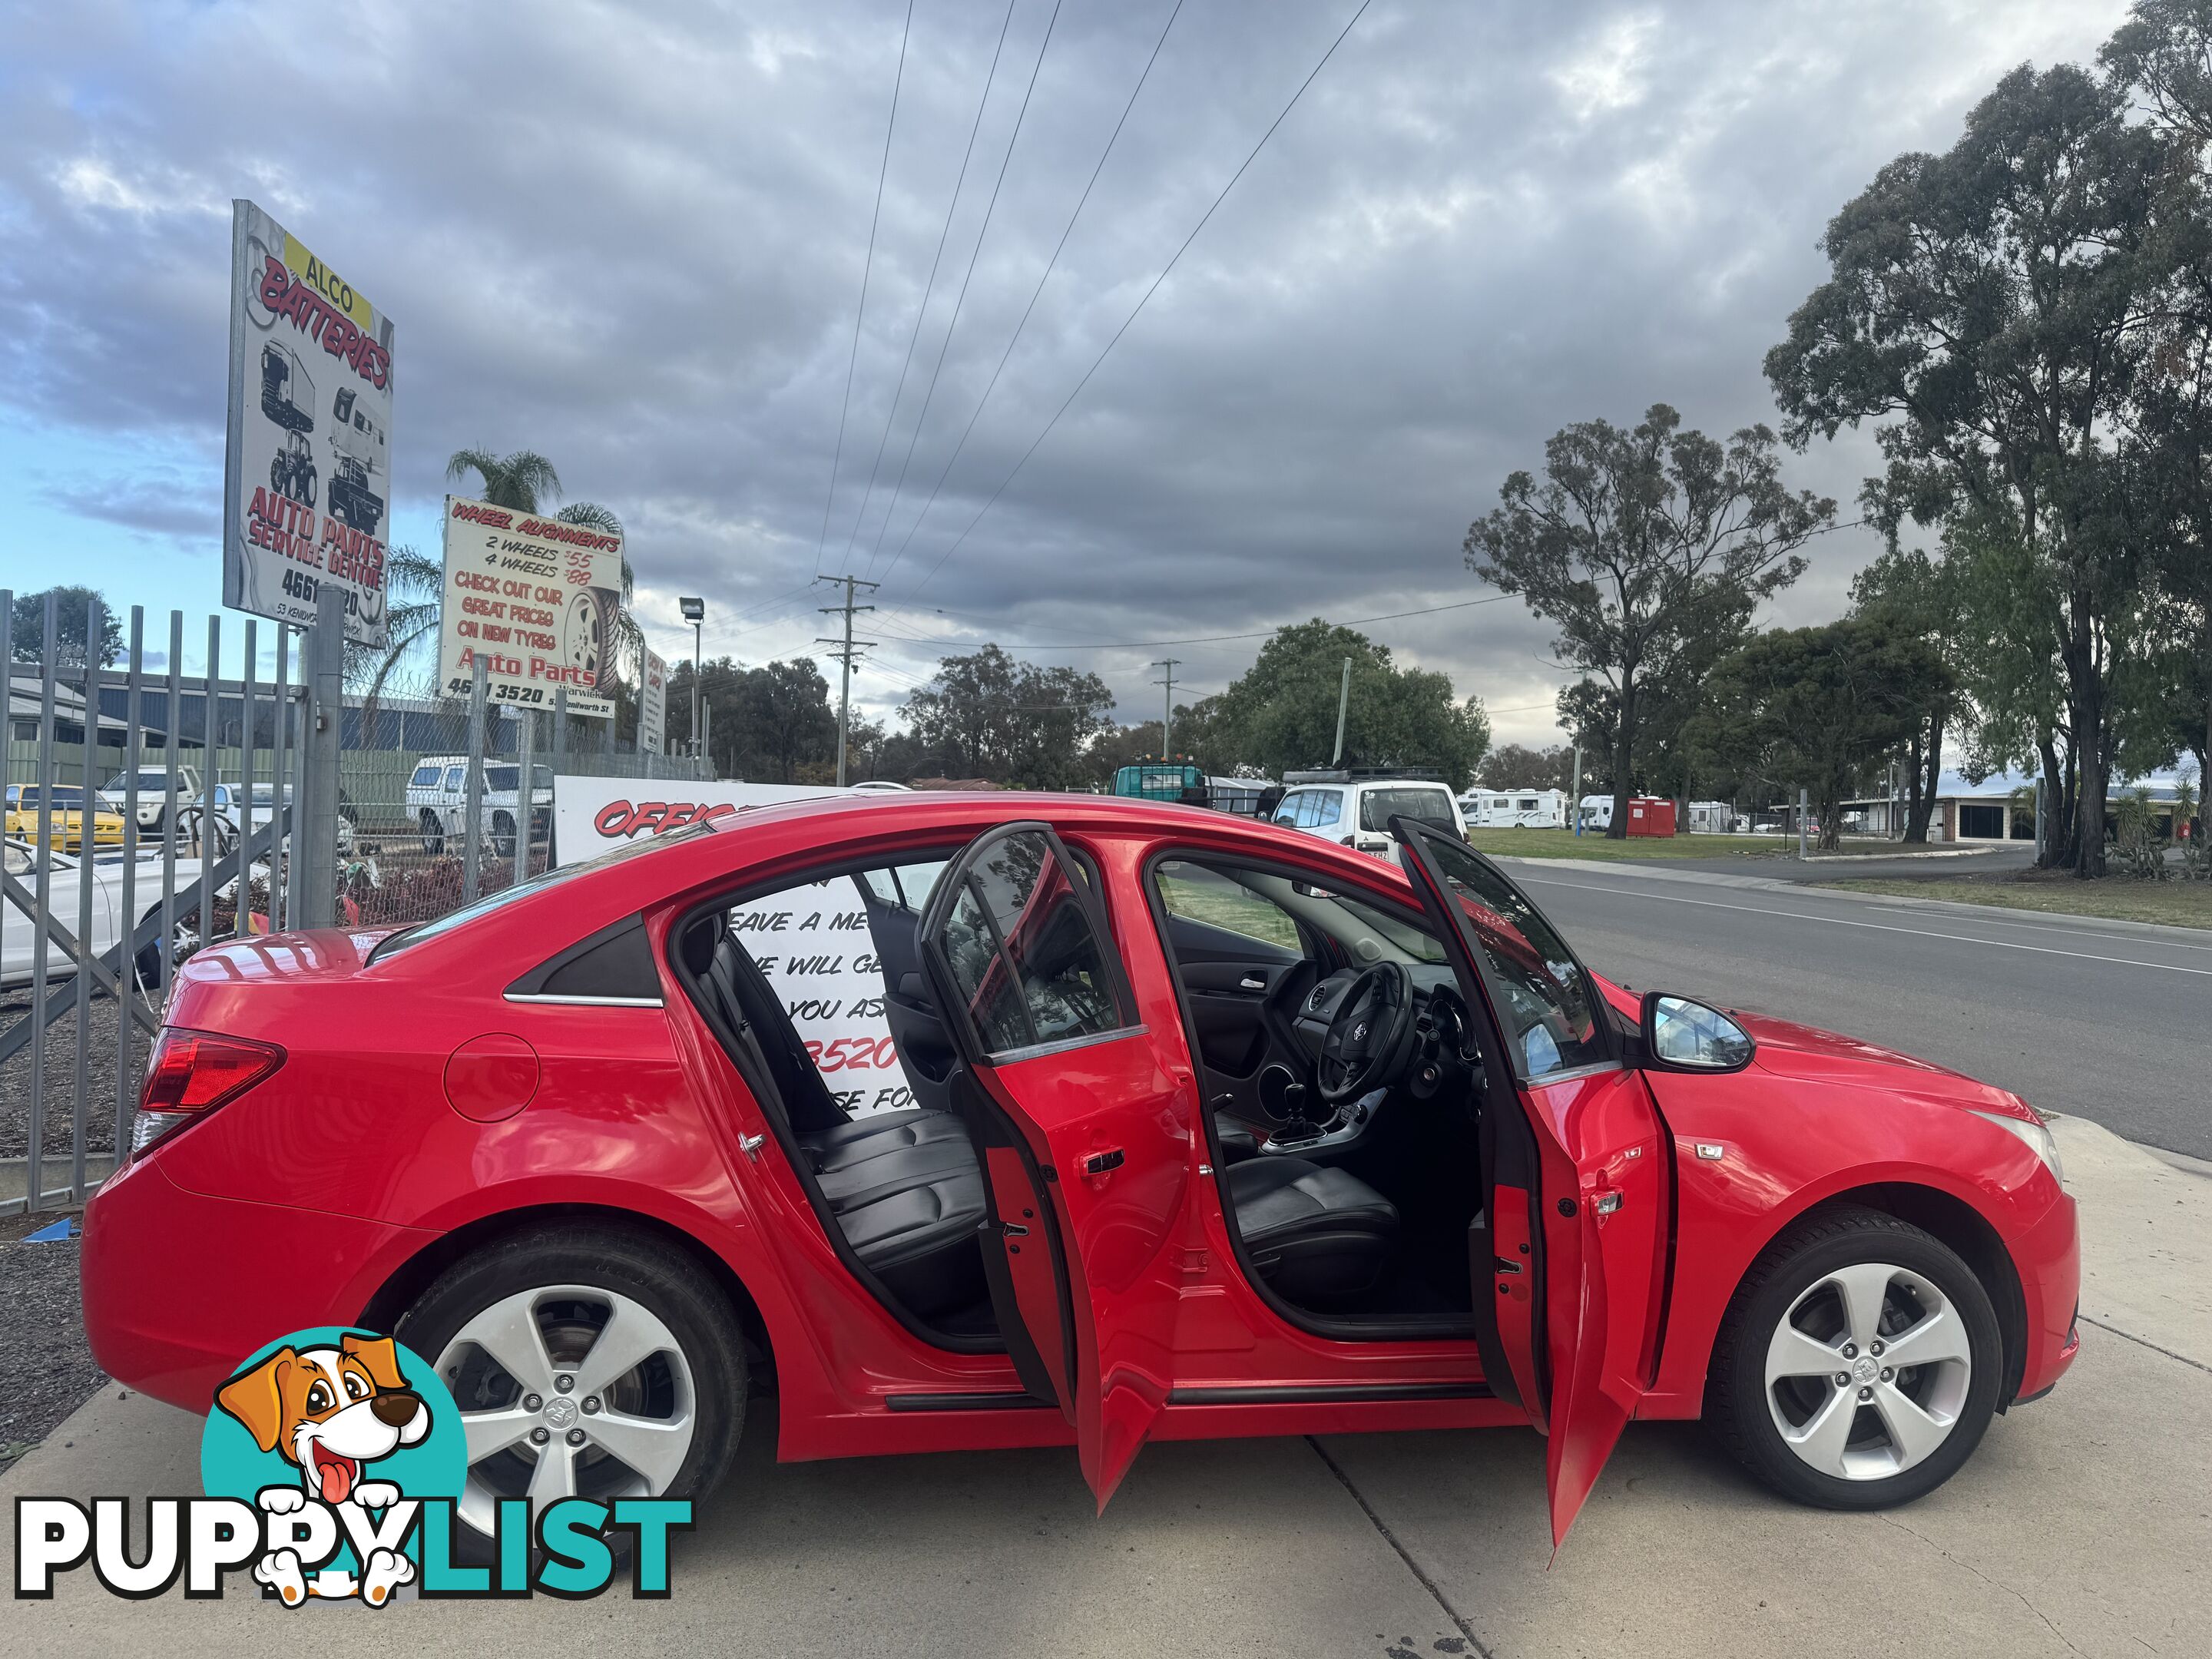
xmin=419 ymin=810 xmax=445 ymax=855
xmin=396 ymin=1225 xmax=745 ymax=1549
xmin=1707 ymin=1205 xmax=2000 ymax=1509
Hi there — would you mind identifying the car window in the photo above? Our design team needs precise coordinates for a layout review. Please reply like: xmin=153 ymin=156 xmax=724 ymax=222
xmin=444 ymin=767 xmax=465 ymax=790
xmin=1359 ymin=786 xmax=1455 ymax=833
xmin=532 ymin=764 xmax=553 ymax=790
xmin=410 ymin=764 xmax=442 ymax=787
xmin=1156 ymin=859 xmax=1301 ymax=952
xmin=486 ymin=766 xmax=520 ymax=792
xmin=1270 ymin=790 xmax=1307 ymax=826
xmin=1414 ymin=835 xmax=1607 ymax=1081
xmin=1312 ymin=790 xmax=1342 ymax=828
xmin=4 ymin=843 xmax=29 ymax=876
xmin=938 ymin=830 xmax=1129 ymax=1056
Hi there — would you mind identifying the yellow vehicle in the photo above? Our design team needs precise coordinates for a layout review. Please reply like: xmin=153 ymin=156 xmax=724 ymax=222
xmin=4 ymin=784 xmax=127 ymax=851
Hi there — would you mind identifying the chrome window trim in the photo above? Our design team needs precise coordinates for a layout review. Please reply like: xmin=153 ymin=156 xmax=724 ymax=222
xmin=1516 ymin=1058 xmax=1624 ymax=1089
xmin=502 ymin=992 xmax=664 ymax=1008
xmin=985 ymin=1024 xmax=1147 ymax=1067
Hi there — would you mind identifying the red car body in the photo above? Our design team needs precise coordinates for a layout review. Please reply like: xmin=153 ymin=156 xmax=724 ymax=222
xmin=81 ymin=794 xmax=2078 ymax=1543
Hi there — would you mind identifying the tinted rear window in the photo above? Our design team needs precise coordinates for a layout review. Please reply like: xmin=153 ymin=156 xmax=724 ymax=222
xmin=1360 ymin=787 xmax=1455 ymax=832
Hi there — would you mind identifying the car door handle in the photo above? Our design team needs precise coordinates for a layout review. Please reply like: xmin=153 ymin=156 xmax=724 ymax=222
xmin=1083 ymin=1149 xmax=1125 ymax=1176
xmin=1240 ymin=975 xmax=1267 ymax=991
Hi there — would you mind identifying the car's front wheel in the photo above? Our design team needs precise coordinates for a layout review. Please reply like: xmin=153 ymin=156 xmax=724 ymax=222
xmin=419 ymin=810 xmax=445 ymax=855
xmin=396 ymin=1225 xmax=745 ymax=1549
xmin=1707 ymin=1205 xmax=2001 ymax=1509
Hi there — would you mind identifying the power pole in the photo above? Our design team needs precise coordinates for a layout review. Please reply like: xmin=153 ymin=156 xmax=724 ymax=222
xmin=1570 ymin=744 xmax=1582 ymax=836
xmin=816 ymin=574 xmax=879 ymax=786
xmin=1330 ymin=657 xmax=1353 ymax=766
xmin=1151 ymin=659 xmax=1180 ymax=759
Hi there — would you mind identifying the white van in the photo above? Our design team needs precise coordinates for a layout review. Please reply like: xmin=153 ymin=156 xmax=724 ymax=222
xmin=1269 ymin=773 xmax=1468 ymax=860
xmin=1459 ymin=787 xmax=1568 ymax=830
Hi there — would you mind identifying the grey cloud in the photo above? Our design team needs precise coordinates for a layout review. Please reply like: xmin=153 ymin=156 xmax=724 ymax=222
xmin=0 ymin=0 xmax=2131 ymax=744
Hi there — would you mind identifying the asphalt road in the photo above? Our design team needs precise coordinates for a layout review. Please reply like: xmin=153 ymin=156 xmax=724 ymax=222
xmin=1500 ymin=858 xmax=2212 ymax=1159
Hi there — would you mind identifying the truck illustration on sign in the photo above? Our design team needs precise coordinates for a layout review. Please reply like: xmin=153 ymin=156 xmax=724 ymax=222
xmin=327 ymin=386 xmax=387 ymax=535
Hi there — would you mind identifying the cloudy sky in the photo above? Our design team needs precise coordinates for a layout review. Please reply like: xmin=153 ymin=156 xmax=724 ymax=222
xmin=0 ymin=0 xmax=2130 ymax=747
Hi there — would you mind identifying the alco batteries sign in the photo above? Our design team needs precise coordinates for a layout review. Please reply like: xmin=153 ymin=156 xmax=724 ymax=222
xmin=438 ymin=495 xmax=624 ymax=718
xmin=222 ymin=200 xmax=395 ymax=644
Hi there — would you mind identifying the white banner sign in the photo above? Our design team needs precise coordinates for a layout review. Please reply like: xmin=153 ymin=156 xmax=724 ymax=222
xmin=553 ymin=774 xmax=919 ymax=1116
xmin=640 ymin=649 xmax=668 ymax=753
xmin=223 ymin=200 xmax=395 ymax=645
xmin=439 ymin=495 xmax=624 ymax=719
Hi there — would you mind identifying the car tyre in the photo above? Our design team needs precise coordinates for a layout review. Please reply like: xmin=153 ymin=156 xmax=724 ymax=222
xmin=420 ymin=810 xmax=445 ymax=856
xmin=1706 ymin=1204 xmax=2001 ymax=1510
xmin=396 ymin=1224 xmax=746 ymax=1557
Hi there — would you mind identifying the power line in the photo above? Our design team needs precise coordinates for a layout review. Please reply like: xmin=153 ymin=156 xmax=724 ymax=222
xmin=867 ymin=589 xmax=1511 ymax=654
xmin=814 ymin=0 xmax=915 ymax=580
xmin=816 ymin=574 xmax=880 ymax=785
xmin=863 ymin=0 xmax=1068 ymax=578
xmin=873 ymin=0 xmax=1186 ymax=588
xmin=839 ymin=0 xmax=1021 ymax=571
xmin=903 ymin=0 xmax=1374 ymax=601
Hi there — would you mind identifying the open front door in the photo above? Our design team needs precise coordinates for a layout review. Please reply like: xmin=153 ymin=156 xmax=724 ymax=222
xmin=917 ymin=822 xmax=1188 ymax=1509
xmin=1393 ymin=819 xmax=1667 ymax=1548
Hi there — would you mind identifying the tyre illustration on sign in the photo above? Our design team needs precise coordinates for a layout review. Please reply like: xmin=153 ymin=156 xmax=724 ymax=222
xmin=562 ymin=588 xmax=608 ymax=687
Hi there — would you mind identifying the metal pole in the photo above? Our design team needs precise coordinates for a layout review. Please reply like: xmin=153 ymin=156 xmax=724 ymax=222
xmin=701 ymin=699 xmax=712 ymax=780
xmin=236 ymin=619 xmax=257 ymax=939
xmin=1330 ymin=657 xmax=1352 ymax=766
xmin=161 ymin=613 xmax=180 ymax=995
xmin=297 ymin=584 xmax=346 ymax=929
xmin=71 ymin=597 xmax=102 ymax=1200
xmin=691 ymin=619 xmax=702 ymax=760
xmin=463 ymin=657 xmax=488 ymax=900
xmin=1798 ymin=785 xmax=1810 ymax=859
xmin=513 ymin=707 xmax=535 ymax=886
xmin=1152 ymin=659 xmax=1180 ymax=760
xmin=270 ymin=627 xmax=291 ymax=930
xmin=204 ymin=616 xmax=220 ymax=879
xmin=117 ymin=607 xmax=144 ymax=1161
xmin=1571 ymin=744 xmax=1583 ymax=836
xmin=27 ymin=594 xmax=58 ymax=1211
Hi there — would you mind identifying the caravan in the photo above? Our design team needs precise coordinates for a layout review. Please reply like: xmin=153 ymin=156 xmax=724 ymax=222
xmin=1458 ymin=787 xmax=1568 ymax=829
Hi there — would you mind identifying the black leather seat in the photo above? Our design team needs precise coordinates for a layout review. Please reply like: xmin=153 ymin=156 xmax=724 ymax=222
xmin=1213 ymin=1112 xmax=1260 ymax=1163
xmin=793 ymin=1111 xmax=988 ymax=1319
xmin=1224 ymin=1157 xmax=1399 ymax=1307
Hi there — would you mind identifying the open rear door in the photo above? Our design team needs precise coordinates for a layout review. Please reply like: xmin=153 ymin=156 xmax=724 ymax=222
xmin=1393 ymin=819 xmax=1667 ymax=1548
xmin=917 ymin=822 xmax=1188 ymax=1509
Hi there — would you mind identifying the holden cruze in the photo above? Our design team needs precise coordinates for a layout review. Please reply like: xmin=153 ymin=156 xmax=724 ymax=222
xmin=82 ymin=793 xmax=2078 ymax=1547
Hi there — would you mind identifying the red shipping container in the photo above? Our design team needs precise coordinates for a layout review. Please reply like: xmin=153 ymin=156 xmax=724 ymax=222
xmin=1624 ymin=796 xmax=1677 ymax=836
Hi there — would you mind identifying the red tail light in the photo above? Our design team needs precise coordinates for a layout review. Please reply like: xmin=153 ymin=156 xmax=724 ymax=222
xmin=133 ymin=1028 xmax=285 ymax=1158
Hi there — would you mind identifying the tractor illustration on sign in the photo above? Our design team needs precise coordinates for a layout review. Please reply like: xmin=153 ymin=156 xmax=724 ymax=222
xmin=327 ymin=386 xmax=388 ymax=535
xmin=270 ymin=430 xmax=317 ymax=510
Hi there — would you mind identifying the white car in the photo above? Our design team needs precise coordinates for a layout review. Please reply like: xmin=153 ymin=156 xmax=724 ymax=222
xmin=1267 ymin=773 xmax=1468 ymax=860
xmin=204 ymin=783 xmax=356 ymax=858
xmin=405 ymin=756 xmax=554 ymax=856
xmin=101 ymin=764 xmax=204 ymax=832
xmin=2 ymin=839 xmax=207 ymax=990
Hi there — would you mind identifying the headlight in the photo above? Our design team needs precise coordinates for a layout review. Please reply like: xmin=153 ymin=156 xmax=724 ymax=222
xmin=1972 ymin=1108 xmax=2064 ymax=1184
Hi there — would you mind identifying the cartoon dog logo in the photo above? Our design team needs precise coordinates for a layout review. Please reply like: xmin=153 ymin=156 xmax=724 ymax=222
xmin=214 ymin=1332 xmax=431 ymax=1605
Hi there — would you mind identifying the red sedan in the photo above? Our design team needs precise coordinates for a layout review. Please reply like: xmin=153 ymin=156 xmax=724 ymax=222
xmin=82 ymin=795 xmax=2078 ymax=1547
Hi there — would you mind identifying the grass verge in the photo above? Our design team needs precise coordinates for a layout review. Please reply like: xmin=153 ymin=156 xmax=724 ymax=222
xmin=1818 ymin=876 xmax=2212 ymax=930
xmin=1467 ymin=828 xmax=1795 ymax=861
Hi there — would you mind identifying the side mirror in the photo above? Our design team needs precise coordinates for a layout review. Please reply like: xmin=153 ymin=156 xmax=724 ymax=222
xmin=1639 ymin=991 xmax=1754 ymax=1073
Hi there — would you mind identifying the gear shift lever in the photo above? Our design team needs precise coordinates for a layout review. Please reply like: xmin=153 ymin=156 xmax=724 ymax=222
xmin=1278 ymin=1081 xmax=1313 ymax=1143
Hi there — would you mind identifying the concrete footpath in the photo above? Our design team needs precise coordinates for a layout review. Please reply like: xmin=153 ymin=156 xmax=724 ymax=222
xmin=3 ymin=1117 xmax=2204 ymax=1659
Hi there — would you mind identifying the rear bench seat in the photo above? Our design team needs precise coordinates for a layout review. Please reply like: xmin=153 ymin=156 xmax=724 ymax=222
xmin=697 ymin=917 xmax=991 ymax=1323
xmin=794 ymin=1110 xmax=988 ymax=1320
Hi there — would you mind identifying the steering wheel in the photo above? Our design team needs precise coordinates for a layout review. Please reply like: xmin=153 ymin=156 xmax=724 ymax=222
xmin=1316 ymin=961 xmax=1417 ymax=1104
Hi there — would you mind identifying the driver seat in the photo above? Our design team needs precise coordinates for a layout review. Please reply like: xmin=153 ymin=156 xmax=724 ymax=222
xmin=1223 ymin=1157 xmax=1399 ymax=1307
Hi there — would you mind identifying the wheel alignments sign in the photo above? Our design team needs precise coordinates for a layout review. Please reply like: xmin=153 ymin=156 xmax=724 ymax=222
xmin=222 ymin=200 xmax=394 ymax=645
xmin=439 ymin=495 xmax=624 ymax=717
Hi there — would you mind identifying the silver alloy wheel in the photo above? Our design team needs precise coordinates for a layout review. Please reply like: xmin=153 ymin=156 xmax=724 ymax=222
xmin=1763 ymin=1260 xmax=1972 ymax=1481
xmin=434 ymin=1283 xmax=697 ymax=1535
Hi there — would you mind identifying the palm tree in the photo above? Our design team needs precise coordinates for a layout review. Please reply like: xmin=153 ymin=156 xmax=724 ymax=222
xmin=348 ymin=544 xmax=444 ymax=727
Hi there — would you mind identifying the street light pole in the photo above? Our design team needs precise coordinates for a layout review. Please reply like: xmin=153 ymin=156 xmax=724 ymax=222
xmin=1151 ymin=659 xmax=1180 ymax=760
xmin=679 ymin=597 xmax=705 ymax=760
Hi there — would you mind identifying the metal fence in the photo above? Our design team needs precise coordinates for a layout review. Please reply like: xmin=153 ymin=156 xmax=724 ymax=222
xmin=2 ymin=586 xmax=707 ymax=1215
